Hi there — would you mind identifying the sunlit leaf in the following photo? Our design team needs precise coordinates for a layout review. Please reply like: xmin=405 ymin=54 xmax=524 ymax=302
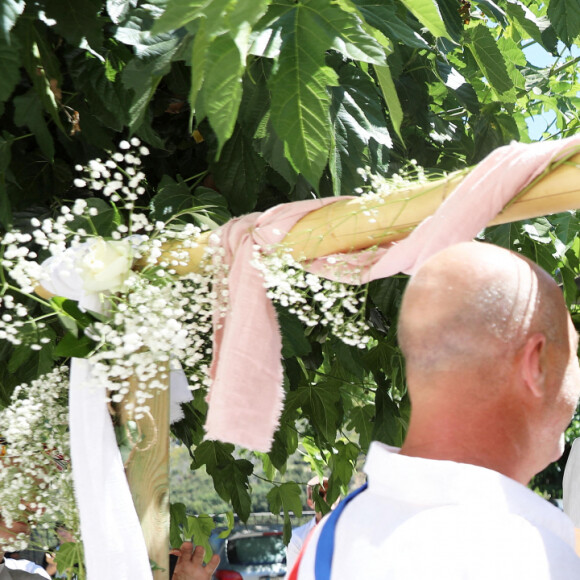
xmin=398 ymin=0 xmax=451 ymax=40
xmin=466 ymin=24 xmax=514 ymax=99
xmin=547 ymin=0 xmax=580 ymax=47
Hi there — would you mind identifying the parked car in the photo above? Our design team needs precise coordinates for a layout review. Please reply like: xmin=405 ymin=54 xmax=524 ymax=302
xmin=211 ymin=526 xmax=287 ymax=580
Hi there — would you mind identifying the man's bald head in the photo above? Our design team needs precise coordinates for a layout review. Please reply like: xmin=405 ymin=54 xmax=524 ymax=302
xmin=397 ymin=242 xmax=580 ymax=481
xmin=398 ymin=242 xmax=569 ymax=381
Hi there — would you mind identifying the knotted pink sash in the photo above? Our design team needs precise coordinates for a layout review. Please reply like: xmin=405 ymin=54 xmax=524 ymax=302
xmin=205 ymin=136 xmax=580 ymax=451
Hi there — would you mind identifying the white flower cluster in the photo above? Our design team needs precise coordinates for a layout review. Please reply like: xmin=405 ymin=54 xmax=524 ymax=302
xmin=87 ymin=267 xmax=217 ymax=419
xmin=0 ymin=139 xmax=220 ymax=420
xmin=0 ymin=367 xmax=78 ymax=551
xmin=252 ymin=249 xmax=371 ymax=348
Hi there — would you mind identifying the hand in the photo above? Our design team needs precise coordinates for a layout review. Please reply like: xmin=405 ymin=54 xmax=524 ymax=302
xmin=171 ymin=542 xmax=220 ymax=580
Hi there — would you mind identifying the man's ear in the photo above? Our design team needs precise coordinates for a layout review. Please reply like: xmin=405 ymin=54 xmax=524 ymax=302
xmin=520 ymin=332 xmax=547 ymax=398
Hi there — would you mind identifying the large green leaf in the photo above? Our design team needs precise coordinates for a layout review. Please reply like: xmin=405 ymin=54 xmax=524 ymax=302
xmin=398 ymin=0 xmax=451 ymax=40
xmin=547 ymin=0 xmax=580 ymax=47
xmin=466 ymin=24 xmax=514 ymax=100
xmin=497 ymin=37 xmax=526 ymax=90
xmin=269 ymin=2 xmax=339 ymax=187
xmin=203 ymin=33 xmax=244 ymax=153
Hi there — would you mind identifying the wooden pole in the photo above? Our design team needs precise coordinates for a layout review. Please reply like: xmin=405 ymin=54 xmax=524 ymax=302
xmin=161 ymin=152 xmax=580 ymax=274
xmin=121 ymin=378 xmax=170 ymax=580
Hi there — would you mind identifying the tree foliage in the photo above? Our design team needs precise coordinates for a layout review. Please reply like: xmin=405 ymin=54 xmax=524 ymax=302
xmin=1 ymin=0 xmax=580 ymax=543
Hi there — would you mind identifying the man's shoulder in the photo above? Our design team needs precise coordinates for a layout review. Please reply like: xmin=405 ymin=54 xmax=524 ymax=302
xmin=3 ymin=559 xmax=49 ymax=580
xmin=376 ymin=505 xmax=580 ymax=578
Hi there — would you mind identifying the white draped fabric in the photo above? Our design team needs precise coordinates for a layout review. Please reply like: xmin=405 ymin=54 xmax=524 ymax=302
xmin=41 ymin=245 xmax=192 ymax=580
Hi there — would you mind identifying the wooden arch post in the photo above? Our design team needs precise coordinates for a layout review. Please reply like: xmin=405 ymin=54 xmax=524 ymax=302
xmin=122 ymin=377 xmax=170 ymax=580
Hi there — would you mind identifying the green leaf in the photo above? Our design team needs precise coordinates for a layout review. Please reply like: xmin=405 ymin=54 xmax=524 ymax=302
xmin=193 ymin=187 xmax=232 ymax=226
xmin=497 ymin=37 xmax=526 ymax=90
xmin=203 ymin=34 xmax=244 ymax=154
xmin=436 ymin=59 xmax=480 ymax=114
xmin=398 ymin=0 xmax=451 ymax=40
xmin=353 ymin=0 xmax=430 ymax=50
xmin=311 ymin=0 xmax=387 ymax=64
xmin=551 ymin=212 xmax=580 ymax=246
xmin=43 ymin=0 xmax=103 ymax=47
xmin=547 ymin=0 xmax=580 ymax=47
xmin=0 ymin=0 xmax=25 ymax=41
xmin=0 ymin=35 xmax=20 ymax=103
xmin=347 ymin=405 xmax=374 ymax=452
xmin=466 ymin=24 xmax=514 ymax=100
xmin=184 ymin=515 xmax=216 ymax=562
xmin=297 ymin=381 xmax=341 ymax=443
xmin=505 ymin=1 xmax=545 ymax=46
xmin=194 ymin=441 xmax=253 ymax=521
xmin=267 ymin=482 xmax=302 ymax=544
xmin=69 ymin=53 xmax=130 ymax=131
xmin=150 ymin=175 xmax=194 ymax=220
xmin=50 ymin=297 xmax=97 ymax=331
xmin=270 ymin=2 xmax=339 ymax=186
xmin=152 ymin=0 xmax=229 ymax=35
xmin=169 ymin=502 xmax=188 ymax=548
xmin=53 ymin=332 xmax=95 ymax=358
xmin=119 ymin=14 xmax=184 ymax=129
xmin=54 ymin=542 xmax=85 ymax=579
xmin=374 ymin=64 xmax=403 ymax=143
xmin=474 ymin=0 xmax=508 ymax=27
xmin=208 ymin=124 xmax=265 ymax=215
xmin=218 ymin=511 xmax=235 ymax=539
xmin=13 ymin=90 xmax=54 ymax=161
xmin=373 ymin=378 xmax=405 ymax=446
xmin=278 ymin=308 xmax=312 ymax=358
xmin=561 ymin=266 xmax=578 ymax=308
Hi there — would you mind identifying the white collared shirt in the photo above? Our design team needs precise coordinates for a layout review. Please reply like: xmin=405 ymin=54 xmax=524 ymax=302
xmin=295 ymin=441 xmax=580 ymax=579
xmin=0 ymin=558 xmax=50 ymax=579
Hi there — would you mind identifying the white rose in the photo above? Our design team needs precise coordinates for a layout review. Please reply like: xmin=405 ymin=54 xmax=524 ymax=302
xmin=79 ymin=238 xmax=133 ymax=293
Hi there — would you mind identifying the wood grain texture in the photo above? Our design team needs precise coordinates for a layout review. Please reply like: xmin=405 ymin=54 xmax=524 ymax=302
xmin=123 ymin=379 xmax=170 ymax=580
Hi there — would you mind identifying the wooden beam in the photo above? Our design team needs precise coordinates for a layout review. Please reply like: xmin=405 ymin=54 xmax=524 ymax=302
xmin=162 ymin=153 xmax=580 ymax=274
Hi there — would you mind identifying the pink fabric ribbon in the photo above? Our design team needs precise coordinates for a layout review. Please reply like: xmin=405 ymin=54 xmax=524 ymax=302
xmin=204 ymin=136 xmax=580 ymax=451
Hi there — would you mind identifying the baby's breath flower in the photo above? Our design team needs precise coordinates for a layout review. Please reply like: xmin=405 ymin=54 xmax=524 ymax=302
xmin=0 ymin=367 xmax=78 ymax=551
xmin=252 ymin=248 xmax=371 ymax=348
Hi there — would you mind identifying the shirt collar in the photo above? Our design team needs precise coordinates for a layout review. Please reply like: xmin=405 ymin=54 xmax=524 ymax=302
xmin=364 ymin=441 xmax=575 ymax=546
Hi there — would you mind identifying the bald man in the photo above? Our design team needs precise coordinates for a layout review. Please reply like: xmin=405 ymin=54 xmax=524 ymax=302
xmin=290 ymin=242 xmax=580 ymax=580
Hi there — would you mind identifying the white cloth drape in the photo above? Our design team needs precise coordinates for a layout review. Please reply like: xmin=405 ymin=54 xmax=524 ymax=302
xmin=41 ymin=245 xmax=193 ymax=580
